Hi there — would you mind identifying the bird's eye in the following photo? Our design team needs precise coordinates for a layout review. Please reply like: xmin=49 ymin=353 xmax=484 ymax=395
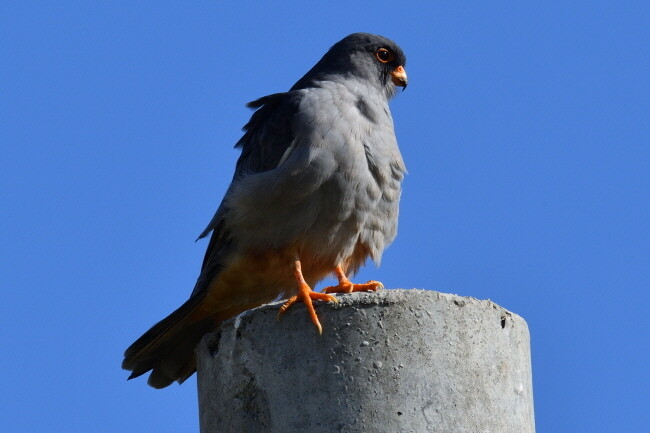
xmin=375 ymin=48 xmax=394 ymax=63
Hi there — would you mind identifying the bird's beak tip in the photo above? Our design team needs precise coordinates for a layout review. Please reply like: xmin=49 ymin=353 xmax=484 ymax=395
xmin=391 ymin=65 xmax=408 ymax=91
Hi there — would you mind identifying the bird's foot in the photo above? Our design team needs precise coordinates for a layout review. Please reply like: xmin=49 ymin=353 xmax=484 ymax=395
xmin=277 ymin=282 xmax=338 ymax=335
xmin=322 ymin=279 xmax=384 ymax=294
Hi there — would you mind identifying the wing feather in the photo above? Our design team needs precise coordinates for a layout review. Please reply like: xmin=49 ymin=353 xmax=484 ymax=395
xmin=192 ymin=91 xmax=303 ymax=296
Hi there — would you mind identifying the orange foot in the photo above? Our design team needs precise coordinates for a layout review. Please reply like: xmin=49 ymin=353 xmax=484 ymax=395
xmin=322 ymin=264 xmax=384 ymax=294
xmin=277 ymin=260 xmax=337 ymax=335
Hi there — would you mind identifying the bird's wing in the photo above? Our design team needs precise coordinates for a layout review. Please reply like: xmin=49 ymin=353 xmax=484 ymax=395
xmin=191 ymin=91 xmax=303 ymax=297
xmin=235 ymin=92 xmax=305 ymax=176
xmin=196 ymin=92 xmax=303 ymax=240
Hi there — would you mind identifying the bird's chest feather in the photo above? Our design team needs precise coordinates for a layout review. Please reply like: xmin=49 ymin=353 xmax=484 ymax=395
xmin=226 ymin=84 xmax=403 ymax=264
xmin=295 ymin=86 xmax=400 ymax=258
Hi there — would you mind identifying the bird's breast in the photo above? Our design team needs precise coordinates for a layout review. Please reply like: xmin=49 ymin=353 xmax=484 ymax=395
xmin=227 ymin=84 xmax=404 ymax=268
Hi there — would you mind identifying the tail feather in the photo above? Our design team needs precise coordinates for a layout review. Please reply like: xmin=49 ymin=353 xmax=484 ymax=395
xmin=122 ymin=293 xmax=217 ymax=388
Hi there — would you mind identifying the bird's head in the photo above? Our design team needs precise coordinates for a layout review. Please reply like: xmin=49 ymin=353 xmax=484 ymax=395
xmin=291 ymin=33 xmax=407 ymax=98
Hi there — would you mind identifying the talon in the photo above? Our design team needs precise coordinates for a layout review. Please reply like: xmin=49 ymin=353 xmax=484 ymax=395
xmin=364 ymin=280 xmax=384 ymax=291
xmin=323 ymin=280 xmax=354 ymax=294
xmin=277 ymin=260 xmax=337 ymax=334
xmin=277 ymin=295 xmax=298 ymax=320
xmin=322 ymin=265 xmax=384 ymax=294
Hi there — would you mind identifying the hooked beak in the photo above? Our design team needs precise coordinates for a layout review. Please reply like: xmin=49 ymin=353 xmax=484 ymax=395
xmin=391 ymin=65 xmax=408 ymax=91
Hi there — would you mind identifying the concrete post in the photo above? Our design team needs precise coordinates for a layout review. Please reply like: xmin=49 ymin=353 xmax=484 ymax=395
xmin=197 ymin=289 xmax=535 ymax=433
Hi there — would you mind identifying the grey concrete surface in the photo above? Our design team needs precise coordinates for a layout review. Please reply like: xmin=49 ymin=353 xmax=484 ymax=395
xmin=197 ymin=289 xmax=535 ymax=433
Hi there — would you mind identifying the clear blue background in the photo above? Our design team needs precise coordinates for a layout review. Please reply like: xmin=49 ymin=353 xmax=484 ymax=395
xmin=2 ymin=2 xmax=648 ymax=432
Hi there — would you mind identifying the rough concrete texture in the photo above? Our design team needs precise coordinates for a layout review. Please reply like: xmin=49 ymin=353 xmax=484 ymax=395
xmin=197 ymin=289 xmax=535 ymax=433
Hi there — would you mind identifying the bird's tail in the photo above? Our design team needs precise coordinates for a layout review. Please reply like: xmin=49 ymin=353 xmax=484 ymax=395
xmin=122 ymin=293 xmax=217 ymax=389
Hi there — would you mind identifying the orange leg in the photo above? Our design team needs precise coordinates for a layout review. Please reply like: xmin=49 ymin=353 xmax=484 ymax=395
xmin=322 ymin=264 xmax=384 ymax=294
xmin=277 ymin=260 xmax=338 ymax=335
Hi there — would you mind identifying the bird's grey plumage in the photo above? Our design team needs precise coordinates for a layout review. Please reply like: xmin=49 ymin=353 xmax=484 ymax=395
xmin=225 ymin=80 xmax=404 ymax=266
xmin=123 ymin=32 xmax=407 ymax=388
xmin=201 ymin=32 xmax=406 ymax=267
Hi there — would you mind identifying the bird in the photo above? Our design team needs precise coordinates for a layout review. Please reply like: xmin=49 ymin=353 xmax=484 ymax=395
xmin=122 ymin=32 xmax=408 ymax=389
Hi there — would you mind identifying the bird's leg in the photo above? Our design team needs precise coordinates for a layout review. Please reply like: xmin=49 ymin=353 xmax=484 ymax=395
xmin=322 ymin=264 xmax=384 ymax=294
xmin=277 ymin=260 xmax=338 ymax=335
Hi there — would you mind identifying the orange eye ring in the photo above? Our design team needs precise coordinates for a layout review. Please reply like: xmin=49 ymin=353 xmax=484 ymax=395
xmin=375 ymin=48 xmax=394 ymax=63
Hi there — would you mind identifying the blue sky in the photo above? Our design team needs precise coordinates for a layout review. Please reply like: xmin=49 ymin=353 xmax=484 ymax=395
xmin=2 ymin=1 xmax=649 ymax=432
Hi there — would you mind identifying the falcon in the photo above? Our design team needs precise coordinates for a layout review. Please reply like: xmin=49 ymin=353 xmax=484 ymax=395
xmin=123 ymin=33 xmax=408 ymax=388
